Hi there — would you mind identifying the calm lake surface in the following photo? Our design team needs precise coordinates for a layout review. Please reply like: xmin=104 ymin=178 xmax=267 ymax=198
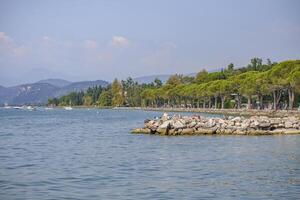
xmin=0 ymin=108 xmax=299 ymax=199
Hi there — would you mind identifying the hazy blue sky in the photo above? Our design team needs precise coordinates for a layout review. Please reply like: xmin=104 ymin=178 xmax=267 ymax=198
xmin=0 ymin=0 xmax=299 ymax=86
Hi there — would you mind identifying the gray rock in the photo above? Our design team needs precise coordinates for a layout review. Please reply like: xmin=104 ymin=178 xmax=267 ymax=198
xmin=259 ymin=122 xmax=271 ymax=128
xmin=159 ymin=120 xmax=172 ymax=129
xmin=231 ymin=117 xmax=242 ymax=122
xmin=181 ymin=128 xmax=194 ymax=135
xmin=241 ymin=122 xmax=250 ymax=129
xmin=206 ymin=118 xmax=216 ymax=128
xmin=173 ymin=121 xmax=186 ymax=129
xmin=285 ymin=121 xmax=293 ymax=129
xmin=139 ymin=113 xmax=300 ymax=136
xmin=157 ymin=128 xmax=167 ymax=135
xmin=131 ymin=128 xmax=151 ymax=134
xmin=161 ymin=112 xmax=169 ymax=121
xmin=235 ymin=122 xmax=241 ymax=126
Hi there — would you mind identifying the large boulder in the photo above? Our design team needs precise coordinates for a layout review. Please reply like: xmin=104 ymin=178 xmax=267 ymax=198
xmin=231 ymin=117 xmax=242 ymax=122
xmin=173 ymin=121 xmax=186 ymax=129
xmin=206 ymin=118 xmax=216 ymax=128
xmin=285 ymin=121 xmax=293 ymax=129
xmin=259 ymin=122 xmax=271 ymax=129
xmin=161 ymin=112 xmax=170 ymax=121
xmin=157 ymin=128 xmax=168 ymax=135
xmin=159 ymin=120 xmax=172 ymax=129
xmin=181 ymin=128 xmax=194 ymax=135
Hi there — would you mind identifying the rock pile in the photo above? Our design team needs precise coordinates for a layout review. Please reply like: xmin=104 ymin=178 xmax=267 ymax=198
xmin=131 ymin=113 xmax=300 ymax=135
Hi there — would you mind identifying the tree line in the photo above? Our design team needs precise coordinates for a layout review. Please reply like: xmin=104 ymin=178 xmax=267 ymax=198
xmin=48 ymin=58 xmax=300 ymax=110
xmin=47 ymin=78 xmax=162 ymax=107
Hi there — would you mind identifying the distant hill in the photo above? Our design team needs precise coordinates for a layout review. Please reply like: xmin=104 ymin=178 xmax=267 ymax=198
xmin=0 ymin=79 xmax=109 ymax=105
xmin=10 ymin=83 xmax=60 ymax=105
xmin=0 ymin=69 xmax=221 ymax=105
xmin=37 ymin=78 xmax=71 ymax=87
xmin=54 ymin=80 xmax=109 ymax=97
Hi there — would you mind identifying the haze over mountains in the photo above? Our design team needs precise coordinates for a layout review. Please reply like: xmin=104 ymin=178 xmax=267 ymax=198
xmin=0 ymin=69 xmax=221 ymax=105
xmin=0 ymin=72 xmax=209 ymax=105
xmin=0 ymin=79 xmax=109 ymax=105
xmin=0 ymin=75 xmax=171 ymax=105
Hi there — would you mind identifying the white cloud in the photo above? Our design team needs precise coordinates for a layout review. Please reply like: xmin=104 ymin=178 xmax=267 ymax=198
xmin=12 ymin=45 xmax=29 ymax=57
xmin=84 ymin=40 xmax=98 ymax=49
xmin=111 ymin=36 xmax=129 ymax=47
xmin=0 ymin=32 xmax=30 ymax=57
xmin=0 ymin=32 xmax=12 ymax=44
xmin=42 ymin=36 xmax=51 ymax=41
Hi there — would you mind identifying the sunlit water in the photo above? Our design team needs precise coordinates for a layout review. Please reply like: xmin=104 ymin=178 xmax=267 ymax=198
xmin=0 ymin=108 xmax=299 ymax=199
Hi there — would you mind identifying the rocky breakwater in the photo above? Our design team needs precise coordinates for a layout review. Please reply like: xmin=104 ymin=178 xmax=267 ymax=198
xmin=131 ymin=113 xmax=300 ymax=136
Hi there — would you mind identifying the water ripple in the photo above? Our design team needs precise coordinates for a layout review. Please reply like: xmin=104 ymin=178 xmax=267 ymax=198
xmin=0 ymin=109 xmax=299 ymax=199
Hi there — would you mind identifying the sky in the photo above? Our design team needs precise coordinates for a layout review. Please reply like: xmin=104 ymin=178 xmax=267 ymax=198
xmin=0 ymin=0 xmax=299 ymax=86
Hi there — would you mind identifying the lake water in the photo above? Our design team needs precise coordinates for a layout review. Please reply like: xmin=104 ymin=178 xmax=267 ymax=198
xmin=0 ymin=108 xmax=299 ymax=199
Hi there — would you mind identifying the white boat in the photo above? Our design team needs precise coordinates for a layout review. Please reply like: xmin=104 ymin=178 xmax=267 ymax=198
xmin=13 ymin=106 xmax=23 ymax=109
xmin=64 ymin=106 xmax=73 ymax=110
xmin=26 ymin=106 xmax=36 ymax=111
xmin=45 ymin=107 xmax=53 ymax=110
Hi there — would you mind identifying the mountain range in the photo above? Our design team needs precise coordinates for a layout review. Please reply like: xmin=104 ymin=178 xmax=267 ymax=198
xmin=0 ymin=79 xmax=109 ymax=105
xmin=0 ymin=72 xmax=206 ymax=105
xmin=0 ymin=75 xmax=176 ymax=105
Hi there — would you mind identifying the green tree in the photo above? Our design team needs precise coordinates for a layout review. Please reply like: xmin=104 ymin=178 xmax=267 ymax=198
xmin=195 ymin=69 xmax=208 ymax=83
xmin=98 ymin=90 xmax=112 ymax=106
xmin=248 ymin=57 xmax=263 ymax=71
xmin=111 ymin=79 xmax=124 ymax=106
xmin=154 ymin=78 xmax=163 ymax=87
xmin=227 ymin=63 xmax=234 ymax=71
xmin=254 ymin=72 xmax=269 ymax=109
xmin=48 ymin=98 xmax=59 ymax=106
xmin=181 ymin=76 xmax=194 ymax=84
xmin=166 ymin=74 xmax=183 ymax=86
xmin=83 ymin=95 xmax=93 ymax=106
xmin=239 ymin=72 xmax=259 ymax=109
xmin=268 ymin=60 xmax=300 ymax=109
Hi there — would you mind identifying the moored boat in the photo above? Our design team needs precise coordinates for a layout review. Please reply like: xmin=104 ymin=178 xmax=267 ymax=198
xmin=64 ymin=106 xmax=73 ymax=110
xmin=26 ymin=106 xmax=36 ymax=111
xmin=13 ymin=106 xmax=23 ymax=109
